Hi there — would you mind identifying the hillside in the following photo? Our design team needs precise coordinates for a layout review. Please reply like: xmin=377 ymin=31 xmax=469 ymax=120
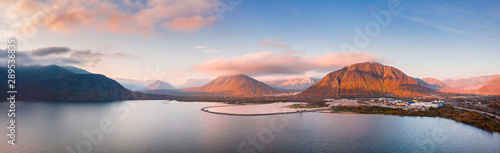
xmin=417 ymin=77 xmax=456 ymax=92
xmin=144 ymin=80 xmax=175 ymax=90
xmin=300 ymin=62 xmax=433 ymax=98
xmin=475 ymin=78 xmax=500 ymax=95
xmin=182 ymin=74 xmax=277 ymax=96
xmin=442 ymin=75 xmax=500 ymax=91
xmin=179 ymin=78 xmax=211 ymax=88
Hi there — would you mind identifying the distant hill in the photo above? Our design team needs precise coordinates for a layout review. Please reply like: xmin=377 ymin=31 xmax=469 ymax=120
xmin=415 ymin=77 xmax=456 ymax=92
xmin=442 ymin=75 xmax=500 ymax=91
xmin=143 ymin=80 xmax=175 ymax=90
xmin=475 ymin=78 xmax=500 ymax=95
xmin=113 ymin=78 xmax=153 ymax=91
xmin=181 ymin=74 xmax=277 ymax=96
xmin=265 ymin=77 xmax=316 ymax=92
xmin=0 ymin=65 xmax=167 ymax=101
xmin=300 ymin=62 xmax=433 ymax=98
xmin=179 ymin=78 xmax=211 ymax=89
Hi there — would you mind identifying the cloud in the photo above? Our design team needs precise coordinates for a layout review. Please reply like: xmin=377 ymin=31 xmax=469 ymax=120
xmin=257 ymin=38 xmax=283 ymax=47
xmin=194 ymin=51 xmax=389 ymax=75
xmin=257 ymin=37 xmax=295 ymax=50
xmin=0 ymin=0 xmax=221 ymax=36
xmin=195 ymin=45 xmax=220 ymax=53
xmin=113 ymin=52 xmax=138 ymax=58
xmin=272 ymin=44 xmax=289 ymax=48
xmin=164 ymin=15 xmax=217 ymax=33
xmin=201 ymin=49 xmax=220 ymax=53
xmin=31 ymin=46 xmax=71 ymax=56
xmin=195 ymin=46 xmax=208 ymax=49
xmin=0 ymin=46 xmax=104 ymax=67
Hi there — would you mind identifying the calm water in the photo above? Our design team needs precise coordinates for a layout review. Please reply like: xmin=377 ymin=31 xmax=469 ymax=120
xmin=1 ymin=100 xmax=499 ymax=153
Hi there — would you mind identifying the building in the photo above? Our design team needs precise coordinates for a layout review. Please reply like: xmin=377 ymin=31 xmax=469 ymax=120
xmin=409 ymin=102 xmax=442 ymax=108
xmin=388 ymin=100 xmax=403 ymax=103
xmin=395 ymin=103 xmax=406 ymax=106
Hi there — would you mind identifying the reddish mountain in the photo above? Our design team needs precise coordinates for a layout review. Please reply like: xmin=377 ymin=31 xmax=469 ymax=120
xmin=442 ymin=75 xmax=500 ymax=91
xmin=300 ymin=62 xmax=433 ymax=98
xmin=419 ymin=78 xmax=456 ymax=92
xmin=475 ymin=78 xmax=500 ymax=95
xmin=181 ymin=74 xmax=277 ymax=96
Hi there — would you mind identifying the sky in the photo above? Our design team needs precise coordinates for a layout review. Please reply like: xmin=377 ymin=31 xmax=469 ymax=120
xmin=0 ymin=0 xmax=499 ymax=86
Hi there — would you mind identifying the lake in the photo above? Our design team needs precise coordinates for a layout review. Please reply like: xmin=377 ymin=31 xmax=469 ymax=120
xmin=1 ymin=100 xmax=499 ymax=153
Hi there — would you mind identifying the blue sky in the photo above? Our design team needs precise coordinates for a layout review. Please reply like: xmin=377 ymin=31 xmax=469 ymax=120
xmin=1 ymin=0 xmax=499 ymax=85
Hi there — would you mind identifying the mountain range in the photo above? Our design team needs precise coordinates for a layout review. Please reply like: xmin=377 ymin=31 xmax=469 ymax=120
xmin=264 ymin=77 xmax=318 ymax=92
xmin=416 ymin=75 xmax=500 ymax=94
xmin=0 ymin=65 xmax=168 ymax=101
xmin=4 ymin=63 xmax=499 ymax=101
xmin=442 ymin=75 xmax=500 ymax=91
xmin=414 ymin=78 xmax=456 ymax=92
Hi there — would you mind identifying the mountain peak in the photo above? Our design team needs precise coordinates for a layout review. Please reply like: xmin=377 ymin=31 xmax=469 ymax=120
xmin=144 ymin=80 xmax=175 ymax=90
xmin=300 ymin=62 xmax=432 ymax=98
xmin=182 ymin=74 xmax=276 ymax=96
xmin=219 ymin=74 xmax=249 ymax=78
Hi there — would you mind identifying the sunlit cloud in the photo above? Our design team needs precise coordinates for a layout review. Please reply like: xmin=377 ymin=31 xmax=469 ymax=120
xmin=163 ymin=15 xmax=217 ymax=33
xmin=257 ymin=38 xmax=284 ymax=47
xmin=194 ymin=51 xmax=389 ymax=75
xmin=0 ymin=0 xmax=221 ymax=37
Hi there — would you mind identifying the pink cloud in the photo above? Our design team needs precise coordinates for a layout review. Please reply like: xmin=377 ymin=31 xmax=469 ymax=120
xmin=46 ymin=7 xmax=96 ymax=32
xmin=1 ymin=0 xmax=221 ymax=35
xmin=164 ymin=15 xmax=217 ymax=33
xmin=257 ymin=38 xmax=282 ymax=47
xmin=272 ymin=44 xmax=289 ymax=48
xmin=194 ymin=52 xmax=389 ymax=75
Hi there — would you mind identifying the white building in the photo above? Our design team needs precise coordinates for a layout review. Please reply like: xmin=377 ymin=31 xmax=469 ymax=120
xmin=410 ymin=102 xmax=440 ymax=108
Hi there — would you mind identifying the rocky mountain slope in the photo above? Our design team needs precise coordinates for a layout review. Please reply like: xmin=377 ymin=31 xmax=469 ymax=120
xmin=182 ymin=74 xmax=277 ymax=96
xmin=300 ymin=62 xmax=433 ymax=98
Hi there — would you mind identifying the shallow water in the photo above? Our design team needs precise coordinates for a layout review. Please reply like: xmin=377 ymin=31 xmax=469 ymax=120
xmin=1 ymin=100 xmax=499 ymax=153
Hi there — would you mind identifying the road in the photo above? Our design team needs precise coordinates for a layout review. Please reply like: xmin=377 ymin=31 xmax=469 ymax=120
xmin=452 ymin=105 xmax=500 ymax=120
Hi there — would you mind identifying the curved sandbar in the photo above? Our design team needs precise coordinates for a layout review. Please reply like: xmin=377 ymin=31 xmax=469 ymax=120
xmin=201 ymin=102 xmax=328 ymax=116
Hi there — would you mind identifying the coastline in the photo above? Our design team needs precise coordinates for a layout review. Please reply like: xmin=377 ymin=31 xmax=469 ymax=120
xmin=201 ymin=102 xmax=330 ymax=116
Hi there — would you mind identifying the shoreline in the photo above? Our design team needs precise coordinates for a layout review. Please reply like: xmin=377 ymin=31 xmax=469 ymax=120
xmin=200 ymin=102 xmax=330 ymax=116
xmin=200 ymin=106 xmax=306 ymax=116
